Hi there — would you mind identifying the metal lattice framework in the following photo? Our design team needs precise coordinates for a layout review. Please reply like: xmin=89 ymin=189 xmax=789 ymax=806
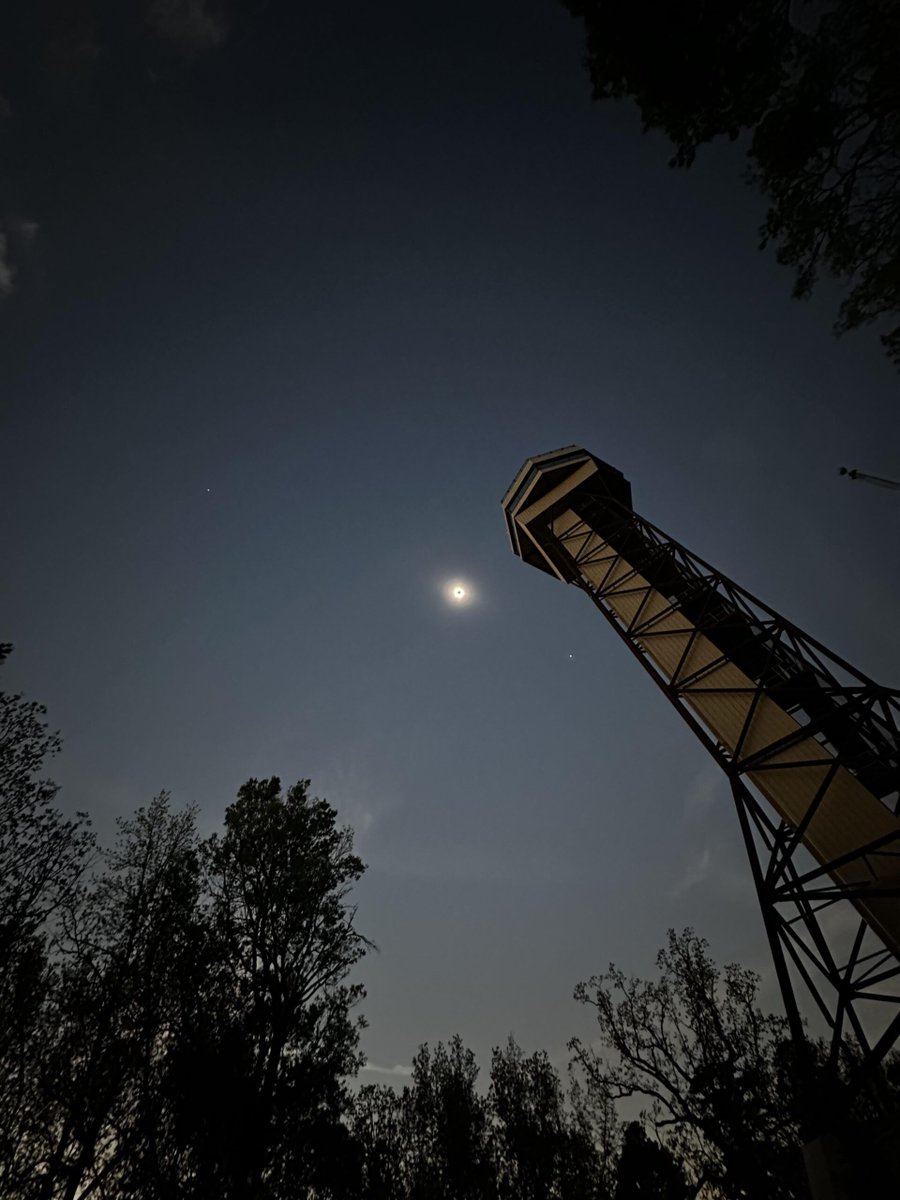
xmin=502 ymin=447 xmax=900 ymax=1101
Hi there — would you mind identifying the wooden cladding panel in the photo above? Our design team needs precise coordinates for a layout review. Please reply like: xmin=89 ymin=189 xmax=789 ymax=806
xmin=549 ymin=509 xmax=900 ymax=960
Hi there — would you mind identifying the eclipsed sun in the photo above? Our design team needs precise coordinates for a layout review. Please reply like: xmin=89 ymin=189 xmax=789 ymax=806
xmin=444 ymin=579 xmax=475 ymax=607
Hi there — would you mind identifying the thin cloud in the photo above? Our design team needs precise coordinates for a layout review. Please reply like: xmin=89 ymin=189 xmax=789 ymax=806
xmin=670 ymin=846 xmax=711 ymax=897
xmin=313 ymin=760 xmax=381 ymax=857
xmin=360 ymin=1062 xmax=413 ymax=1078
xmin=0 ymin=218 xmax=40 ymax=296
xmin=0 ymin=234 xmax=14 ymax=295
xmin=146 ymin=0 xmax=231 ymax=53
xmin=683 ymin=765 xmax=724 ymax=819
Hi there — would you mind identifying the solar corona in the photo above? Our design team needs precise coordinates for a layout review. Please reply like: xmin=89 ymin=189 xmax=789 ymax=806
xmin=443 ymin=579 xmax=474 ymax=607
xmin=503 ymin=446 xmax=900 ymax=1195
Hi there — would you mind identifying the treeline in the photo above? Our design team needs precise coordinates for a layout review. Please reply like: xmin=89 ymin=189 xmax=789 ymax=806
xmin=0 ymin=647 xmax=888 ymax=1198
xmin=349 ymin=932 xmax=813 ymax=1200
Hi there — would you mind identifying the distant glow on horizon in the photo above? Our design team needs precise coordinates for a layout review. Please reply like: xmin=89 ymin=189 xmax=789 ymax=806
xmin=442 ymin=578 xmax=476 ymax=607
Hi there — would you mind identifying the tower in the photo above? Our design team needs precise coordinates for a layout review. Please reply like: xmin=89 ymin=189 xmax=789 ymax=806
xmin=503 ymin=446 xmax=900 ymax=1193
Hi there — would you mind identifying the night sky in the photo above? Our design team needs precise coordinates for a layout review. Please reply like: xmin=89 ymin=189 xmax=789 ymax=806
xmin=3 ymin=0 xmax=899 ymax=1081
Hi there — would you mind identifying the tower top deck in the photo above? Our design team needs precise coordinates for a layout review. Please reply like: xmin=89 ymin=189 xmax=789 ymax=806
xmin=501 ymin=445 xmax=632 ymax=578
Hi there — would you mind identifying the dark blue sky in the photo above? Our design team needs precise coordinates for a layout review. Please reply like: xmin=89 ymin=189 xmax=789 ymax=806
xmin=3 ymin=0 xmax=899 ymax=1078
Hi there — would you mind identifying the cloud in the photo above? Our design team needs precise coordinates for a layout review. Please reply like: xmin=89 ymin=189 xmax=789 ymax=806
xmin=0 ymin=218 xmax=40 ymax=296
xmin=0 ymin=235 xmax=14 ymax=295
xmin=313 ymin=760 xmax=380 ymax=857
xmin=386 ymin=841 xmax=573 ymax=886
xmin=360 ymin=1062 xmax=413 ymax=1078
xmin=683 ymin=765 xmax=724 ymax=819
xmin=146 ymin=0 xmax=231 ymax=53
xmin=670 ymin=846 xmax=711 ymax=897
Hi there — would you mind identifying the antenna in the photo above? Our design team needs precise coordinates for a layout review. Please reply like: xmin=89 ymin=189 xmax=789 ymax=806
xmin=839 ymin=467 xmax=900 ymax=491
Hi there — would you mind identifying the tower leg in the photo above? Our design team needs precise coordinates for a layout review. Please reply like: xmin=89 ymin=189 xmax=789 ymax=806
xmin=803 ymin=1116 xmax=900 ymax=1199
xmin=803 ymin=1133 xmax=854 ymax=1200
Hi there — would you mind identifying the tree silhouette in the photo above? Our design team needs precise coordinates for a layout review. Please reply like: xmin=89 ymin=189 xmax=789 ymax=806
xmin=33 ymin=796 xmax=203 ymax=1200
xmin=191 ymin=776 xmax=371 ymax=1198
xmin=490 ymin=1038 xmax=607 ymax=1200
xmin=350 ymin=1037 xmax=613 ymax=1200
xmin=570 ymin=928 xmax=807 ymax=1198
xmin=402 ymin=1036 xmax=494 ymax=1200
xmin=0 ymin=767 xmax=371 ymax=1199
xmin=0 ymin=646 xmax=92 ymax=1198
xmin=12 ymin=655 xmax=894 ymax=1198
xmin=614 ymin=1122 xmax=690 ymax=1200
xmin=350 ymin=1082 xmax=406 ymax=1200
xmin=562 ymin=0 xmax=900 ymax=364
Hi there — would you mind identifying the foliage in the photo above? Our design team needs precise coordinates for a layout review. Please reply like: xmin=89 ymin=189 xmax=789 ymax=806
xmin=33 ymin=796 xmax=204 ymax=1200
xmin=403 ymin=1036 xmax=494 ymax=1200
xmin=614 ymin=1121 xmax=691 ymax=1200
xmin=0 ymin=646 xmax=93 ymax=1199
xmin=490 ymin=1038 xmax=606 ymax=1200
xmin=350 ymin=1036 xmax=611 ymax=1200
xmin=0 ymin=644 xmax=92 ymax=972
xmin=0 ymin=751 xmax=370 ymax=1198
xmin=350 ymin=1082 xmax=407 ymax=1199
xmin=570 ymin=928 xmax=807 ymax=1198
xmin=192 ymin=776 xmax=372 ymax=1198
xmin=562 ymin=0 xmax=900 ymax=364
xmin=8 ymin=657 xmax=899 ymax=1197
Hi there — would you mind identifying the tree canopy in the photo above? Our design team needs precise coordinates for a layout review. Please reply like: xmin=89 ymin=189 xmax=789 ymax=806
xmin=569 ymin=928 xmax=807 ymax=1198
xmin=562 ymin=0 xmax=900 ymax=364
xmin=351 ymin=1035 xmax=609 ymax=1200
xmin=0 ymin=654 xmax=372 ymax=1200
xmin=8 ymin=651 xmax=899 ymax=1197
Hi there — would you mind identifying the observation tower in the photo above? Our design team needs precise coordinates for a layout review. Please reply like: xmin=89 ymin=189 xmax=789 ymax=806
xmin=503 ymin=446 xmax=900 ymax=1197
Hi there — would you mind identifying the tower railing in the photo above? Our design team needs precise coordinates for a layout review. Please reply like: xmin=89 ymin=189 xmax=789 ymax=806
xmin=549 ymin=489 xmax=900 ymax=1087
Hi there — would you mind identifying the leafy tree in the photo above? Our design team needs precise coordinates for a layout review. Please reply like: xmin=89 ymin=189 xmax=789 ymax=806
xmin=491 ymin=1038 xmax=562 ymax=1198
xmin=401 ymin=1036 xmax=495 ymax=1200
xmin=0 ymin=645 xmax=92 ymax=1198
xmin=567 ymin=1072 xmax=622 ymax=1199
xmin=490 ymin=1038 xmax=608 ymax=1200
xmin=562 ymin=0 xmax=900 ymax=364
xmin=33 ymin=795 xmax=203 ymax=1200
xmin=350 ymin=1037 xmax=499 ymax=1199
xmin=4 ymin=770 xmax=371 ymax=1200
xmin=569 ymin=928 xmax=807 ymax=1198
xmin=349 ymin=1083 xmax=406 ymax=1200
xmin=184 ymin=776 xmax=372 ymax=1198
xmin=0 ymin=643 xmax=92 ymax=983
xmin=350 ymin=1037 xmax=613 ymax=1200
xmin=614 ymin=1122 xmax=691 ymax=1200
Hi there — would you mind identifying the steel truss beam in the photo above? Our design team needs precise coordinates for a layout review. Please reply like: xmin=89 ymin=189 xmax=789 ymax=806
xmin=553 ymin=494 xmax=900 ymax=1096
